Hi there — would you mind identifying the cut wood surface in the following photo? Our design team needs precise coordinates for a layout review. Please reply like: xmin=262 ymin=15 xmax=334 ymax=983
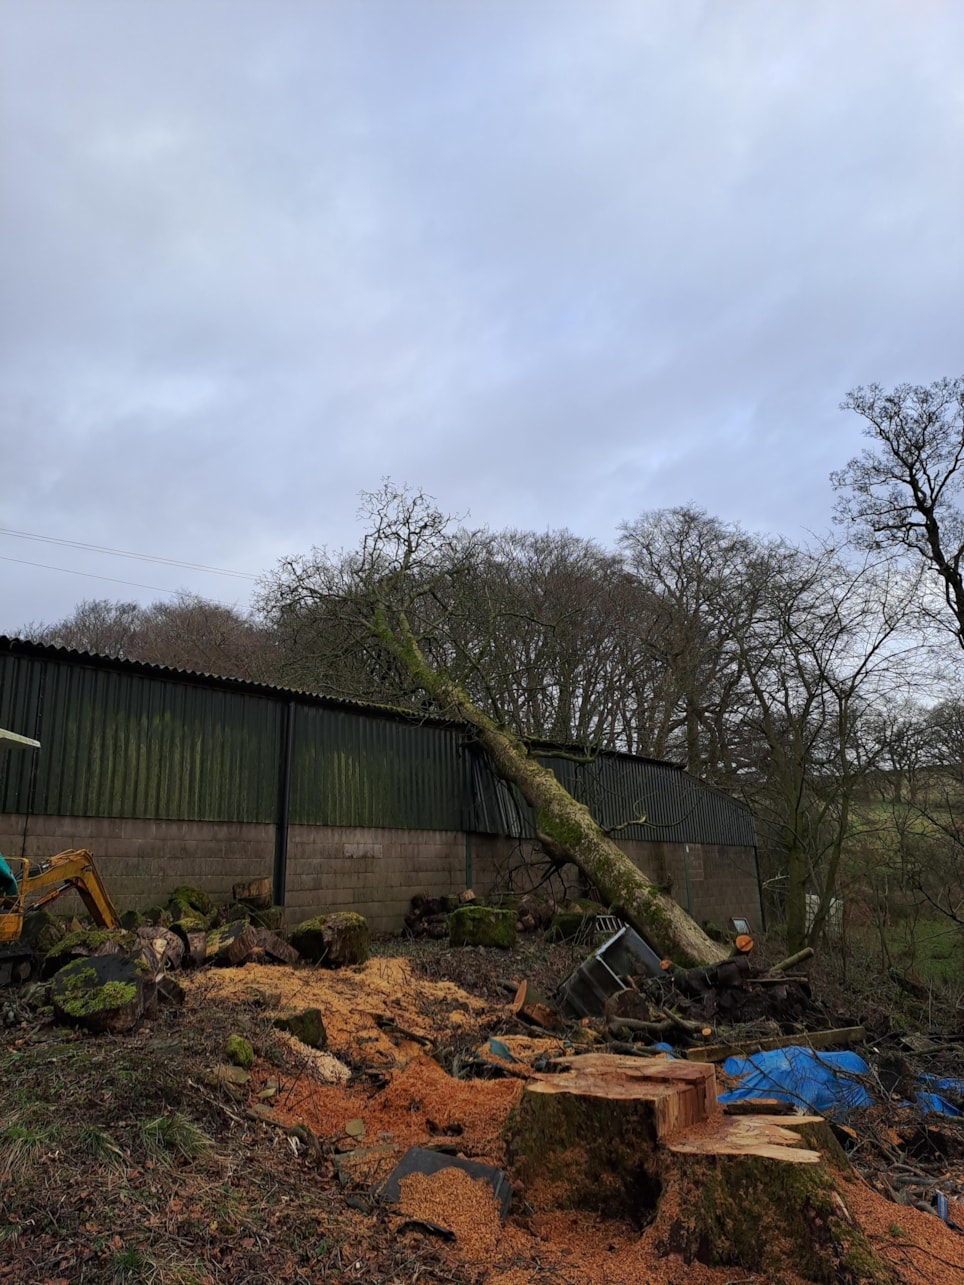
xmin=232 ymin=877 xmax=272 ymax=908
xmin=531 ymin=1052 xmax=717 ymax=1136
xmin=667 ymin=1112 xmax=824 ymax=1164
xmin=685 ymin=1025 xmax=865 ymax=1063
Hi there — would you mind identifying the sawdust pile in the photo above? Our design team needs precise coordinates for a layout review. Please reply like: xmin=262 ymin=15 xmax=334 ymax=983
xmin=188 ymin=957 xmax=493 ymax=1064
xmin=183 ymin=957 xmax=964 ymax=1284
xmin=270 ymin=1053 xmax=521 ymax=1157
xmin=397 ymin=1168 xmax=502 ymax=1261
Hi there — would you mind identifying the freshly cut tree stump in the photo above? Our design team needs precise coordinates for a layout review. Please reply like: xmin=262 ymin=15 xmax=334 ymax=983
xmin=507 ymin=1053 xmax=895 ymax=1283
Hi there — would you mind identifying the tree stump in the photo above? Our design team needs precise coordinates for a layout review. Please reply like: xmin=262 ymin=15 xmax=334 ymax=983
xmin=50 ymin=954 xmax=153 ymax=1034
xmin=506 ymin=1053 xmax=896 ymax=1284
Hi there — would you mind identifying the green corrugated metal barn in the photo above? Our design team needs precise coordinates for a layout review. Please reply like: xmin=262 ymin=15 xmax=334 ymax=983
xmin=0 ymin=636 xmax=762 ymax=932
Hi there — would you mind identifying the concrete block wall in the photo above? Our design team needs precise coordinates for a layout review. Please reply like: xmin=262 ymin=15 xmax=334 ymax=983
xmin=285 ymin=825 xmax=467 ymax=935
xmin=0 ymin=813 xmax=761 ymax=935
xmin=622 ymin=839 xmax=763 ymax=932
xmin=0 ymin=815 xmax=274 ymax=914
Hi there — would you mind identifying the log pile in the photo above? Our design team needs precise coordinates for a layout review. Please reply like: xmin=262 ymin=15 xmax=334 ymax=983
xmin=32 ymin=882 xmax=306 ymax=1034
xmin=601 ymin=945 xmax=834 ymax=1050
xmin=405 ymin=895 xmax=457 ymax=940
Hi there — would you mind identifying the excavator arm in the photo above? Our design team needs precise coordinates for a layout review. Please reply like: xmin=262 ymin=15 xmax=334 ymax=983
xmin=0 ymin=849 xmax=120 ymax=944
xmin=21 ymin=849 xmax=120 ymax=929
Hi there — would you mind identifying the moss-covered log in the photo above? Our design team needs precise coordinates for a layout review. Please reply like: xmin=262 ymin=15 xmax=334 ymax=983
xmin=50 ymin=954 xmax=152 ymax=1034
xmin=373 ymin=611 xmax=727 ymax=967
xmin=448 ymin=905 xmax=516 ymax=948
xmin=289 ymin=912 xmax=369 ymax=966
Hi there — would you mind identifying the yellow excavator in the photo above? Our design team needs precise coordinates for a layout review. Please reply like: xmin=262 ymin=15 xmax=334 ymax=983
xmin=0 ymin=728 xmax=120 ymax=984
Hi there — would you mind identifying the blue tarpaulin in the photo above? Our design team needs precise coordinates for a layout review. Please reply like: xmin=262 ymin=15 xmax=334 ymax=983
xmin=719 ymin=1046 xmax=874 ymax=1115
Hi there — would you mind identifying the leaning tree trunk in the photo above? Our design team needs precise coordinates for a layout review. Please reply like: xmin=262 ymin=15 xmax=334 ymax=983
xmin=376 ymin=611 xmax=727 ymax=966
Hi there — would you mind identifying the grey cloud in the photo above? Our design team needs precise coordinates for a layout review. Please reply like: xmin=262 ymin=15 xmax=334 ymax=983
xmin=2 ymin=1 xmax=962 ymax=629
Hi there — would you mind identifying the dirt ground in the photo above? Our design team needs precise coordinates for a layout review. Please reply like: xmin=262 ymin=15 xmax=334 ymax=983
xmin=2 ymin=944 xmax=964 ymax=1284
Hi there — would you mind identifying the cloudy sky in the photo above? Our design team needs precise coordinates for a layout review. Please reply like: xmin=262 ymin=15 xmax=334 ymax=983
xmin=1 ymin=1 xmax=962 ymax=630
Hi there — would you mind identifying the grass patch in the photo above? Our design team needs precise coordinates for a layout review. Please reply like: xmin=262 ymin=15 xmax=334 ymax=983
xmin=0 ymin=1110 xmax=62 ymax=1183
xmin=139 ymin=1112 xmax=213 ymax=1161
xmin=78 ymin=1123 xmax=127 ymax=1166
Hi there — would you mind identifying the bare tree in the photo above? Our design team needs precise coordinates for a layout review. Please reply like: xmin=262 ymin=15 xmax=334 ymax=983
xmin=619 ymin=508 xmax=754 ymax=779
xmin=25 ymin=598 xmax=144 ymax=658
xmin=258 ymin=482 xmax=727 ymax=964
xmin=723 ymin=542 xmax=923 ymax=951
xmin=833 ymin=377 xmax=964 ymax=647
xmin=22 ymin=594 xmax=276 ymax=682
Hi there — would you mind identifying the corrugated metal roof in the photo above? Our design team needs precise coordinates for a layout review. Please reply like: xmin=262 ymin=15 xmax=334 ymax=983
xmin=0 ymin=635 xmax=452 ymax=727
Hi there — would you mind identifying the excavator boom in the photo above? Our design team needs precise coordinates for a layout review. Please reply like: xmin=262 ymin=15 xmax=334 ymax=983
xmin=0 ymin=849 xmax=120 ymax=950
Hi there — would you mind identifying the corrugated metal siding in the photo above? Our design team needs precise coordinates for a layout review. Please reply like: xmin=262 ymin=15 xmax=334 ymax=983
xmin=1 ymin=643 xmax=753 ymax=846
xmin=465 ymin=747 xmax=755 ymax=848
xmin=289 ymin=706 xmax=463 ymax=829
xmin=0 ymin=652 xmax=43 ymax=810
xmin=0 ymin=651 xmax=281 ymax=821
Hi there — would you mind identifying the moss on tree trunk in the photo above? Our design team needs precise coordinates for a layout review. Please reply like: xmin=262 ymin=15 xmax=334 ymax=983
xmin=375 ymin=610 xmax=727 ymax=967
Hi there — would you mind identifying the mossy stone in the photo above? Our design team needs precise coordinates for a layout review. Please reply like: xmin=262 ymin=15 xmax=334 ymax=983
xmin=273 ymin=1007 xmax=327 ymax=1049
xmin=119 ymin=910 xmax=147 ymax=931
xmin=448 ymin=906 xmax=517 ymax=949
xmin=226 ymin=1033 xmax=255 ymax=1069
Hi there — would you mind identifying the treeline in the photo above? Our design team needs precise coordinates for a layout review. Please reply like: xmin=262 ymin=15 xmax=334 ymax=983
xmin=20 ymin=378 xmax=964 ymax=949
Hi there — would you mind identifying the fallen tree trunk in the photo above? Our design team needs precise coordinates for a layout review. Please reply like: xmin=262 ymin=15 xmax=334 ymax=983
xmin=374 ymin=610 xmax=727 ymax=967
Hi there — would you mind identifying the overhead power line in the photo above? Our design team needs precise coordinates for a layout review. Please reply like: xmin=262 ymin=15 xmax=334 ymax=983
xmin=0 ymin=553 xmax=238 ymax=606
xmin=0 ymin=525 xmax=258 ymax=579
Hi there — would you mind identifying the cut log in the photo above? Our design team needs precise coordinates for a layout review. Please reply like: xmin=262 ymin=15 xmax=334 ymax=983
xmin=232 ymin=877 xmax=272 ymax=909
xmin=288 ymin=912 xmax=369 ymax=966
xmin=50 ymin=954 xmax=153 ymax=1034
xmin=506 ymin=1052 xmax=897 ymax=1282
xmin=206 ymin=922 xmax=258 ymax=966
xmin=43 ymin=928 xmax=134 ymax=978
xmin=156 ymin=973 xmax=186 ymax=1006
xmin=135 ymin=925 xmax=184 ymax=971
xmin=733 ymin=933 xmax=754 ymax=954
xmin=768 ymin=946 xmax=815 ymax=975
xmin=176 ymin=929 xmax=207 ymax=968
xmin=510 ymin=979 xmax=561 ymax=1030
xmin=255 ymin=928 xmax=299 ymax=965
